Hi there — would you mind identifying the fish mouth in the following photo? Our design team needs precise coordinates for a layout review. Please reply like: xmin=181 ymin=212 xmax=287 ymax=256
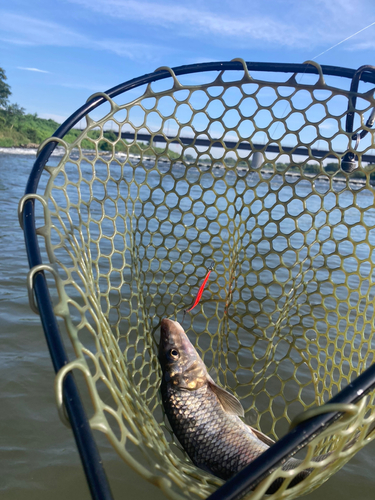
xmin=160 ymin=318 xmax=173 ymax=341
xmin=160 ymin=318 xmax=184 ymax=342
xmin=161 ymin=318 xmax=180 ymax=330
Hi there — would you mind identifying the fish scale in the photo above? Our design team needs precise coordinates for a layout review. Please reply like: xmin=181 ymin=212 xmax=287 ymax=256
xmin=161 ymin=380 xmax=270 ymax=480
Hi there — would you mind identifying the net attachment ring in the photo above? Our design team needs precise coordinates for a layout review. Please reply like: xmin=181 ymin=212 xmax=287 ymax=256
xmin=27 ymin=264 xmax=60 ymax=314
xmin=18 ymin=193 xmax=48 ymax=230
xmin=55 ymin=359 xmax=92 ymax=428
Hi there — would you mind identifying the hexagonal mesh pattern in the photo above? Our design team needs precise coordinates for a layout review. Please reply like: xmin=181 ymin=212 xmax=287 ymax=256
xmin=37 ymin=62 xmax=375 ymax=499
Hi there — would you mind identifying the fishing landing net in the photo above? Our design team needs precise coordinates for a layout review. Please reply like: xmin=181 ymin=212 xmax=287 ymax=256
xmin=21 ymin=60 xmax=375 ymax=500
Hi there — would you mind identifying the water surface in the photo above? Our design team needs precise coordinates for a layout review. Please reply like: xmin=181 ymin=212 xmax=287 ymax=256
xmin=1 ymin=151 xmax=375 ymax=500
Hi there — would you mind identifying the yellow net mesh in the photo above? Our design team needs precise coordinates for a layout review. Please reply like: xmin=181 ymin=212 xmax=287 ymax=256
xmin=33 ymin=60 xmax=375 ymax=499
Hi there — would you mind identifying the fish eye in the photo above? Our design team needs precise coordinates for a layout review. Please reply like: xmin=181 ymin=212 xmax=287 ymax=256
xmin=169 ymin=348 xmax=179 ymax=359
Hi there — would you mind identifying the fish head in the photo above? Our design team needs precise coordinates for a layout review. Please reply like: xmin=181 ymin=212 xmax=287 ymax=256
xmin=159 ymin=318 xmax=207 ymax=390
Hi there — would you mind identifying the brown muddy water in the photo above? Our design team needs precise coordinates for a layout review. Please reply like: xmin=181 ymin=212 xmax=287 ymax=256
xmin=1 ymin=151 xmax=375 ymax=500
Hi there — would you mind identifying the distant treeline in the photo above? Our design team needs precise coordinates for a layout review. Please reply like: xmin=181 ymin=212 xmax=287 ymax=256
xmin=0 ymin=66 xmax=180 ymax=158
xmin=0 ymin=108 xmax=373 ymax=176
xmin=0 ymin=109 xmax=181 ymax=159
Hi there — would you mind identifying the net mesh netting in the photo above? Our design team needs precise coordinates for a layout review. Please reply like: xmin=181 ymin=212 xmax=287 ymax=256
xmin=32 ymin=61 xmax=375 ymax=499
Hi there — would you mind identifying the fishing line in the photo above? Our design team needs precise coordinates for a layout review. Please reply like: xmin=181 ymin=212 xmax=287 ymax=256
xmin=301 ymin=21 xmax=375 ymax=157
xmin=311 ymin=20 xmax=375 ymax=61
xmin=269 ymin=20 xmax=375 ymax=161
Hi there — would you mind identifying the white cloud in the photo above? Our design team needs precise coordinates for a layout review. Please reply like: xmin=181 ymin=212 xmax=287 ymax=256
xmin=342 ymin=39 xmax=375 ymax=51
xmin=1 ymin=2 xmax=375 ymax=64
xmin=0 ymin=11 xmax=165 ymax=60
xmin=0 ymin=12 xmax=87 ymax=47
xmin=67 ymin=0 xmax=313 ymax=48
xmin=18 ymin=67 xmax=49 ymax=73
xmin=66 ymin=0 xmax=375 ymax=53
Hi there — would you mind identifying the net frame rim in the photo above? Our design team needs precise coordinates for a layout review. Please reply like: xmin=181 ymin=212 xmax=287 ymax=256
xmin=20 ymin=60 xmax=375 ymax=500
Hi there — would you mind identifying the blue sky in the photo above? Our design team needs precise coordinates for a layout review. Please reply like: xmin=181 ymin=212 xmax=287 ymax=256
xmin=1 ymin=0 xmax=375 ymax=124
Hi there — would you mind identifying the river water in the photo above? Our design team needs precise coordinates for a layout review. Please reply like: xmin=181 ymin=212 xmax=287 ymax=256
xmin=1 ymin=150 xmax=375 ymax=500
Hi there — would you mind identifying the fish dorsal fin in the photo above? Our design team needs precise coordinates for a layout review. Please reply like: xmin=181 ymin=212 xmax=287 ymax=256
xmin=251 ymin=427 xmax=275 ymax=447
xmin=207 ymin=376 xmax=244 ymax=417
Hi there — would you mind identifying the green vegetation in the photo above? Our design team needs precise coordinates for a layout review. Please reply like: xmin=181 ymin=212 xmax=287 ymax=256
xmin=0 ymin=67 xmax=180 ymax=159
xmin=0 ymin=108 xmax=59 ymax=148
xmin=0 ymin=67 xmax=11 ymax=108
xmin=0 ymin=106 xmax=180 ymax=158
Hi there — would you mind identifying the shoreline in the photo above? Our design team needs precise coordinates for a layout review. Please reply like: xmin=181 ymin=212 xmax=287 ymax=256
xmin=0 ymin=147 xmax=368 ymax=185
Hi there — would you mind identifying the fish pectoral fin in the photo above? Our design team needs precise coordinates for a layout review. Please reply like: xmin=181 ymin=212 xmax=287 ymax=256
xmin=207 ymin=377 xmax=244 ymax=417
xmin=251 ymin=427 xmax=275 ymax=447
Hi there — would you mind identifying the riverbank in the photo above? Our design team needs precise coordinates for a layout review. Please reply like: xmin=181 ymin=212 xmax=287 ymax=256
xmin=0 ymin=113 xmax=181 ymax=160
